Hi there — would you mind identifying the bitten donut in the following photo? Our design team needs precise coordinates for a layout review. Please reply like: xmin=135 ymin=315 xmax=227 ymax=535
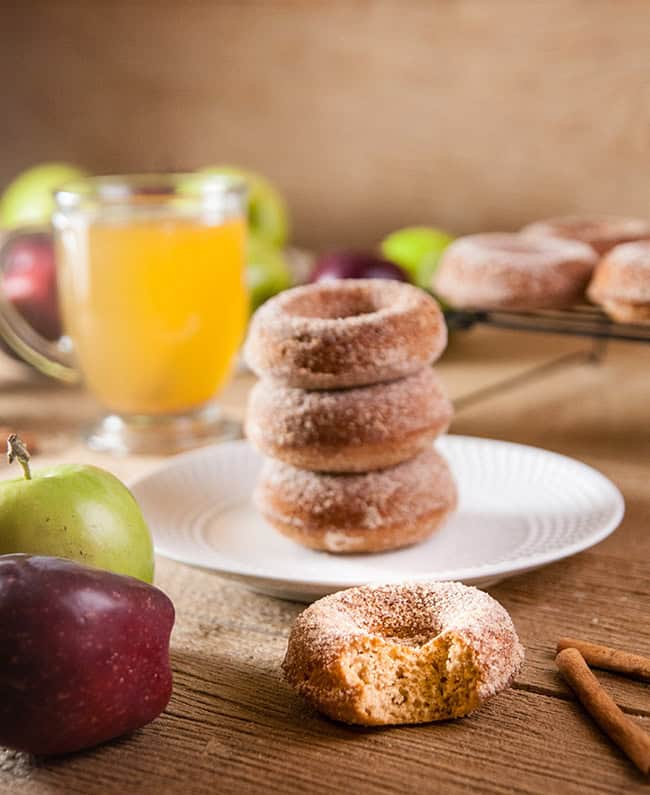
xmin=587 ymin=241 xmax=650 ymax=323
xmin=254 ymin=446 xmax=457 ymax=553
xmin=246 ymin=367 xmax=453 ymax=473
xmin=522 ymin=215 xmax=650 ymax=255
xmin=434 ymin=233 xmax=597 ymax=310
xmin=283 ymin=580 xmax=525 ymax=726
xmin=244 ymin=279 xmax=447 ymax=389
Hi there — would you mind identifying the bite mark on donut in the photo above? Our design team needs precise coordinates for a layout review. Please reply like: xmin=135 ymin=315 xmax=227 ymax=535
xmin=340 ymin=633 xmax=482 ymax=724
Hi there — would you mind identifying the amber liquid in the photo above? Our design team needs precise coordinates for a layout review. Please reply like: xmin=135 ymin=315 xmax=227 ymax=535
xmin=57 ymin=216 xmax=248 ymax=415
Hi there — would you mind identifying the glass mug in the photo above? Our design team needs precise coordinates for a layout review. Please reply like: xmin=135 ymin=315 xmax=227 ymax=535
xmin=0 ymin=174 xmax=249 ymax=454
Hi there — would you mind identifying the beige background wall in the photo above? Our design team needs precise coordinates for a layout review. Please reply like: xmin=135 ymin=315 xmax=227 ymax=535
xmin=2 ymin=1 xmax=650 ymax=249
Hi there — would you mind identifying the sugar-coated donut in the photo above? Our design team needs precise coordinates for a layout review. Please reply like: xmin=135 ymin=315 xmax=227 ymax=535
xmin=434 ymin=233 xmax=597 ymax=310
xmin=522 ymin=215 xmax=650 ymax=256
xmin=244 ymin=279 xmax=447 ymax=389
xmin=245 ymin=367 xmax=453 ymax=473
xmin=283 ymin=580 xmax=525 ymax=725
xmin=254 ymin=446 xmax=457 ymax=553
xmin=587 ymin=241 xmax=650 ymax=324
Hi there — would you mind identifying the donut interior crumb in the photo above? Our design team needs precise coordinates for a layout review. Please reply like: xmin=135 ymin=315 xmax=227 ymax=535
xmin=337 ymin=633 xmax=481 ymax=724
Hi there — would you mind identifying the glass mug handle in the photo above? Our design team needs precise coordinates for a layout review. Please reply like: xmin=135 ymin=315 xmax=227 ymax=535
xmin=0 ymin=228 xmax=79 ymax=383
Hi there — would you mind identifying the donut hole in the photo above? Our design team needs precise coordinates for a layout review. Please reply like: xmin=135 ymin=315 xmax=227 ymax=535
xmin=282 ymin=285 xmax=388 ymax=320
xmin=342 ymin=588 xmax=445 ymax=644
xmin=339 ymin=633 xmax=481 ymax=724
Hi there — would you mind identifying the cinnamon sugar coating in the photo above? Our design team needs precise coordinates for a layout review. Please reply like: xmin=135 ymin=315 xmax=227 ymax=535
xmin=246 ymin=367 xmax=453 ymax=473
xmin=522 ymin=215 xmax=650 ymax=256
xmin=243 ymin=280 xmax=447 ymax=389
xmin=255 ymin=446 xmax=457 ymax=553
xmin=283 ymin=580 xmax=525 ymax=725
xmin=588 ymin=241 xmax=650 ymax=324
xmin=434 ymin=233 xmax=597 ymax=310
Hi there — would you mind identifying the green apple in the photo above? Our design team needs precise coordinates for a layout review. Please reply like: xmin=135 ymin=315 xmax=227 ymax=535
xmin=196 ymin=165 xmax=289 ymax=247
xmin=0 ymin=435 xmax=154 ymax=582
xmin=380 ymin=226 xmax=455 ymax=290
xmin=247 ymin=234 xmax=292 ymax=310
xmin=0 ymin=163 xmax=88 ymax=230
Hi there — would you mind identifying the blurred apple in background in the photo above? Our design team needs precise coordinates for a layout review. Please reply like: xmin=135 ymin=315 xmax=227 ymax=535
xmin=0 ymin=162 xmax=87 ymax=230
xmin=186 ymin=165 xmax=296 ymax=309
xmin=247 ymin=234 xmax=292 ymax=311
xmin=0 ymin=162 xmax=84 ymax=361
xmin=1 ymin=230 xmax=61 ymax=341
xmin=380 ymin=226 xmax=454 ymax=289
xmin=310 ymin=250 xmax=408 ymax=282
xmin=195 ymin=165 xmax=289 ymax=247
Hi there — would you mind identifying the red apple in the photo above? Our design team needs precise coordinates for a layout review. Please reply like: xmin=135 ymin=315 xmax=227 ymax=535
xmin=1 ymin=230 xmax=62 ymax=342
xmin=310 ymin=250 xmax=408 ymax=283
xmin=0 ymin=554 xmax=175 ymax=755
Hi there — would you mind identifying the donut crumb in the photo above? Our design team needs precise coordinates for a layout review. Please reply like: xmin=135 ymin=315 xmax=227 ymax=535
xmin=340 ymin=633 xmax=481 ymax=724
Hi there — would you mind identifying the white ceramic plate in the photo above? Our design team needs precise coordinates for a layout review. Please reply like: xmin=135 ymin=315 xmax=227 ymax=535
xmin=131 ymin=436 xmax=624 ymax=602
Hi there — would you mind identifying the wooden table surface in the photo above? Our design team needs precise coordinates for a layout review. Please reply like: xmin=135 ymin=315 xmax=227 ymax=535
xmin=1 ymin=327 xmax=649 ymax=794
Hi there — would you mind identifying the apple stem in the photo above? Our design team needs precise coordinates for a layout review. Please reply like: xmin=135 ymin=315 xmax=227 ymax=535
xmin=6 ymin=434 xmax=32 ymax=480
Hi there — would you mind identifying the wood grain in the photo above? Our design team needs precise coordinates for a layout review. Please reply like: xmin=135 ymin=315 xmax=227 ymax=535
xmin=3 ymin=1 xmax=650 ymax=248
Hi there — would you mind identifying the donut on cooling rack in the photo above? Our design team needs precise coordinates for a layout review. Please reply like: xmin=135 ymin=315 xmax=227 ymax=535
xmin=254 ymin=446 xmax=457 ymax=554
xmin=282 ymin=580 xmax=525 ymax=726
xmin=243 ymin=279 xmax=447 ymax=389
xmin=587 ymin=241 xmax=650 ymax=324
xmin=245 ymin=367 xmax=453 ymax=473
xmin=433 ymin=233 xmax=598 ymax=310
xmin=521 ymin=215 xmax=650 ymax=256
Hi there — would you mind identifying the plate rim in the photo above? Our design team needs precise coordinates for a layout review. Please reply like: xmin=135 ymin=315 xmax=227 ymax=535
xmin=130 ymin=435 xmax=625 ymax=591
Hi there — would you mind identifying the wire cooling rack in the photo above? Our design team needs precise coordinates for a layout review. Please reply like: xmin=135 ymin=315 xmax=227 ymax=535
xmin=445 ymin=304 xmax=650 ymax=344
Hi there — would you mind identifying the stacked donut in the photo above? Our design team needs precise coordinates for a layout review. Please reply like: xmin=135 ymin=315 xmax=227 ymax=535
xmin=244 ymin=279 xmax=457 ymax=553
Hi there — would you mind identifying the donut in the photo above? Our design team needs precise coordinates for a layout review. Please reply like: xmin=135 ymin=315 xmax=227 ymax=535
xmin=243 ymin=279 xmax=447 ymax=389
xmin=245 ymin=367 xmax=453 ymax=473
xmin=433 ymin=233 xmax=597 ymax=310
xmin=282 ymin=580 xmax=525 ymax=725
xmin=254 ymin=446 xmax=457 ymax=553
xmin=587 ymin=241 xmax=650 ymax=324
xmin=522 ymin=215 xmax=650 ymax=256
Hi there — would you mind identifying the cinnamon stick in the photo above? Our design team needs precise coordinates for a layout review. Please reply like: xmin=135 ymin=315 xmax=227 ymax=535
xmin=557 ymin=638 xmax=650 ymax=683
xmin=556 ymin=648 xmax=650 ymax=776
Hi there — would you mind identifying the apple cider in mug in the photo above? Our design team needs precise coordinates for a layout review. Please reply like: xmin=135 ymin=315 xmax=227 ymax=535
xmin=56 ymin=213 xmax=247 ymax=416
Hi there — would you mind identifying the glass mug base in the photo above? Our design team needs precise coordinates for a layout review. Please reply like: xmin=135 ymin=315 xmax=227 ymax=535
xmin=84 ymin=402 xmax=241 ymax=455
